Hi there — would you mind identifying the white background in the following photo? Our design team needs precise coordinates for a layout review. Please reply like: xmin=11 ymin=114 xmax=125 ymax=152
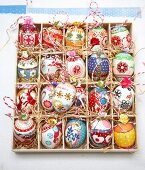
xmin=0 ymin=0 xmax=145 ymax=170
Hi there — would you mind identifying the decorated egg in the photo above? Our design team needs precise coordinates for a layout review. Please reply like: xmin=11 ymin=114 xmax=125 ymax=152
xmin=65 ymin=23 xmax=85 ymax=48
xmin=113 ymin=85 xmax=134 ymax=111
xmin=65 ymin=119 xmax=87 ymax=148
xmin=53 ymin=83 xmax=76 ymax=113
xmin=41 ymin=85 xmax=54 ymax=111
xmin=42 ymin=27 xmax=63 ymax=49
xmin=111 ymin=25 xmax=132 ymax=51
xmin=41 ymin=55 xmax=61 ymax=81
xmin=18 ymin=55 xmax=38 ymax=81
xmin=41 ymin=118 xmax=62 ymax=149
xmin=74 ymin=85 xmax=86 ymax=108
xmin=89 ymin=87 xmax=110 ymax=113
xmin=88 ymin=27 xmax=108 ymax=49
xmin=114 ymin=114 xmax=136 ymax=148
xmin=88 ymin=50 xmax=110 ymax=81
xmin=90 ymin=119 xmax=112 ymax=148
xmin=113 ymin=52 xmax=134 ymax=80
xmin=14 ymin=117 xmax=36 ymax=145
xmin=66 ymin=51 xmax=85 ymax=79
xmin=18 ymin=17 xmax=39 ymax=47
xmin=17 ymin=88 xmax=36 ymax=114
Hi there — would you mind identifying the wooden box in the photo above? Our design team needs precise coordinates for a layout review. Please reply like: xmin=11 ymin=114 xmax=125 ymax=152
xmin=13 ymin=22 xmax=137 ymax=153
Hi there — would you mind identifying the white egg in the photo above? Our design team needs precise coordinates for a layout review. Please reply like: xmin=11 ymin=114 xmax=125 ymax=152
xmin=52 ymin=83 xmax=76 ymax=113
xmin=113 ymin=86 xmax=134 ymax=111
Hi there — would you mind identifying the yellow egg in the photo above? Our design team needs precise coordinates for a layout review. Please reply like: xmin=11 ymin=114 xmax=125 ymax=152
xmin=114 ymin=123 xmax=136 ymax=148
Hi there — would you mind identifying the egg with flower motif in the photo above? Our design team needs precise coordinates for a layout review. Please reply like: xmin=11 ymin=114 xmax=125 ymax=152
xmin=66 ymin=51 xmax=85 ymax=79
xmin=18 ymin=58 xmax=38 ymax=81
xmin=41 ymin=55 xmax=61 ymax=81
xmin=88 ymin=51 xmax=110 ymax=81
xmin=114 ymin=114 xmax=136 ymax=148
xmin=65 ymin=24 xmax=85 ymax=48
xmin=65 ymin=119 xmax=87 ymax=148
xmin=17 ymin=88 xmax=36 ymax=114
xmin=88 ymin=27 xmax=108 ymax=49
xmin=42 ymin=26 xmax=63 ymax=49
xmin=14 ymin=117 xmax=36 ymax=145
xmin=111 ymin=25 xmax=132 ymax=51
xmin=18 ymin=17 xmax=39 ymax=47
xmin=89 ymin=87 xmax=110 ymax=113
xmin=90 ymin=119 xmax=112 ymax=148
xmin=74 ymin=85 xmax=86 ymax=108
xmin=113 ymin=85 xmax=134 ymax=111
xmin=41 ymin=118 xmax=62 ymax=149
xmin=52 ymin=83 xmax=76 ymax=113
xmin=113 ymin=52 xmax=134 ymax=81
xmin=41 ymin=85 xmax=54 ymax=111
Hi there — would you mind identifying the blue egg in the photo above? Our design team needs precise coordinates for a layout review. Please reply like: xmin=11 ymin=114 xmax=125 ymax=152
xmin=65 ymin=119 xmax=87 ymax=148
xmin=88 ymin=53 xmax=109 ymax=81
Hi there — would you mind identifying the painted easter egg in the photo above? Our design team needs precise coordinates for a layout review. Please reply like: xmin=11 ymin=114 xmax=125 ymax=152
xmin=41 ymin=118 xmax=62 ymax=149
xmin=18 ymin=18 xmax=39 ymax=47
xmin=17 ymin=88 xmax=36 ymax=114
xmin=111 ymin=25 xmax=132 ymax=51
xmin=53 ymin=83 xmax=76 ymax=113
xmin=41 ymin=85 xmax=54 ymax=111
xmin=113 ymin=52 xmax=134 ymax=81
xmin=88 ymin=52 xmax=109 ymax=81
xmin=89 ymin=87 xmax=110 ymax=113
xmin=88 ymin=27 xmax=108 ymax=49
xmin=74 ymin=85 xmax=86 ymax=108
xmin=65 ymin=119 xmax=87 ymax=148
xmin=114 ymin=114 xmax=136 ymax=148
xmin=18 ymin=58 xmax=38 ymax=81
xmin=90 ymin=119 xmax=112 ymax=148
xmin=14 ymin=118 xmax=36 ymax=145
xmin=66 ymin=55 xmax=85 ymax=79
xmin=113 ymin=86 xmax=134 ymax=111
xmin=41 ymin=55 xmax=61 ymax=81
xmin=65 ymin=24 xmax=85 ymax=48
xmin=42 ymin=27 xmax=63 ymax=49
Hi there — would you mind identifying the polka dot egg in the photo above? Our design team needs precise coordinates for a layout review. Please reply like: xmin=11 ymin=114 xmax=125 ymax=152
xmin=88 ymin=52 xmax=110 ymax=81
xmin=65 ymin=119 xmax=87 ymax=148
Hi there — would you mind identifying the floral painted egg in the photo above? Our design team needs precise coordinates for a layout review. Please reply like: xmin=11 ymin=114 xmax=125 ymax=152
xmin=65 ymin=24 xmax=85 ymax=48
xmin=18 ymin=17 xmax=39 ymax=47
xmin=90 ymin=119 xmax=112 ymax=148
xmin=53 ymin=83 xmax=76 ymax=113
xmin=41 ymin=85 xmax=54 ymax=111
xmin=66 ymin=51 xmax=85 ymax=79
xmin=17 ymin=88 xmax=36 ymax=114
xmin=65 ymin=119 xmax=87 ymax=148
xmin=89 ymin=87 xmax=110 ymax=113
xmin=111 ymin=25 xmax=132 ymax=51
xmin=88 ymin=51 xmax=109 ymax=81
xmin=41 ymin=55 xmax=61 ymax=81
xmin=74 ymin=85 xmax=86 ymax=108
xmin=113 ymin=52 xmax=134 ymax=81
xmin=18 ymin=58 xmax=38 ymax=81
xmin=42 ymin=27 xmax=63 ymax=49
xmin=41 ymin=118 xmax=62 ymax=149
xmin=113 ymin=86 xmax=134 ymax=111
xmin=114 ymin=114 xmax=136 ymax=148
xmin=14 ymin=117 xmax=36 ymax=145
xmin=88 ymin=27 xmax=108 ymax=49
